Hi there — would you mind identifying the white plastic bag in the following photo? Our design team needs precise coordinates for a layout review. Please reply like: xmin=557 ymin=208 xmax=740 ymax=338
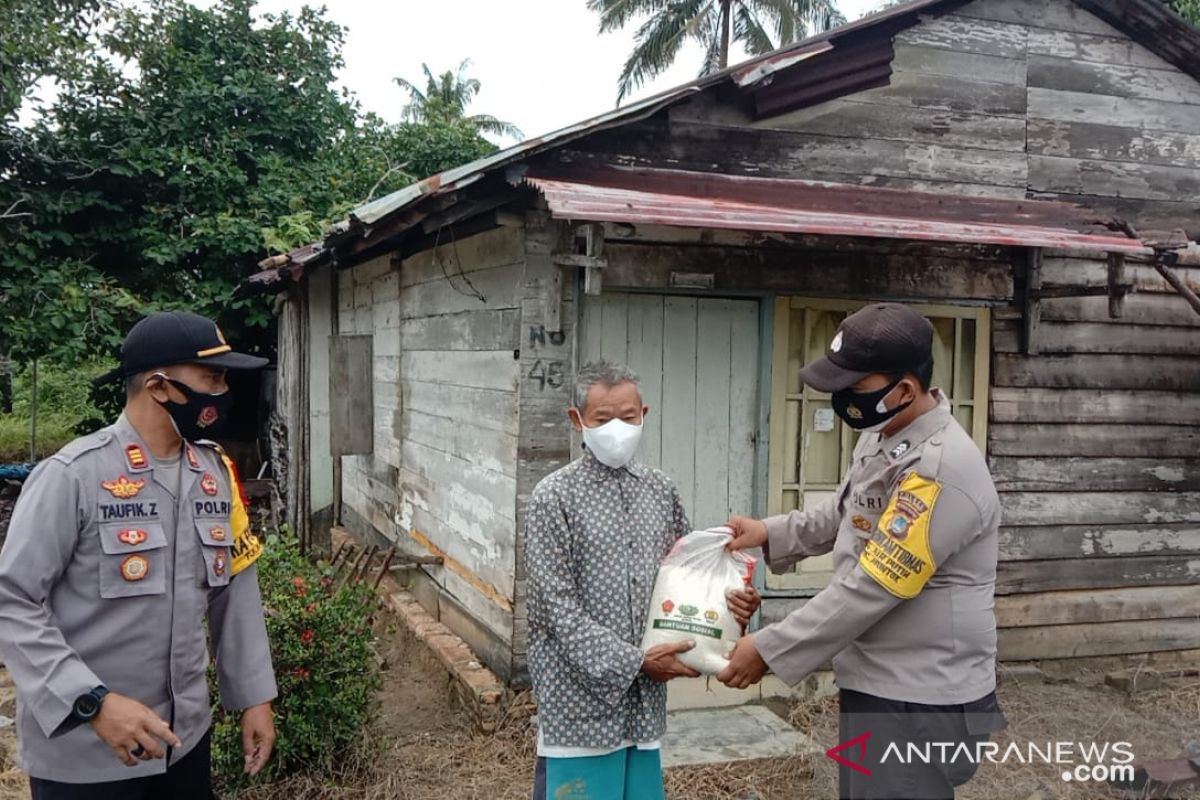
xmin=641 ymin=527 xmax=757 ymax=675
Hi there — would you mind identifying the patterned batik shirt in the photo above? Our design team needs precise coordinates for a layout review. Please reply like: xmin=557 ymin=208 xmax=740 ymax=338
xmin=525 ymin=451 xmax=690 ymax=750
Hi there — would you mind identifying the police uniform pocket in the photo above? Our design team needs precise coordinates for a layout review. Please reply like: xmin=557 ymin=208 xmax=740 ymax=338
xmin=195 ymin=520 xmax=232 ymax=587
xmin=98 ymin=522 xmax=168 ymax=598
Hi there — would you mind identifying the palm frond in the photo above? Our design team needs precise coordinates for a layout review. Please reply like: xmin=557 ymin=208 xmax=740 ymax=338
xmin=616 ymin=0 xmax=709 ymax=102
xmin=468 ymin=115 xmax=524 ymax=139
xmin=733 ymin=4 xmax=777 ymax=55
xmin=588 ymin=0 xmax=678 ymax=33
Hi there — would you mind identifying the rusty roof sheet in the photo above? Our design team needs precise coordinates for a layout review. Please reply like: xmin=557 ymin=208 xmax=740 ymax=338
xmin=523 ymin=167 xmax=1151 ymax=255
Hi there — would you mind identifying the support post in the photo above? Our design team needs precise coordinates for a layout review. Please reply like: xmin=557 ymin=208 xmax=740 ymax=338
xmin=1107 ymin=252 xmax=1126 ymax=318
xmin=1023 ymin=247 xmax=1043 ymax=356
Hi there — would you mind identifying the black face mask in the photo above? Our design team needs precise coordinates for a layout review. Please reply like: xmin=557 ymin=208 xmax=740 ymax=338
xmin=152 ymin=375 xmax=232 ymax=440
xmin=831 ymin=376 xmax=912 ymax=431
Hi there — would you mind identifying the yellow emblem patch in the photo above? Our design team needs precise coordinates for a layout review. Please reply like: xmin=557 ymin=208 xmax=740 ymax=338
xmin=220 ymin=452 xmax=264 ymax=576
xmin=859 ymin=473 xmax=940 ymax=599
xmin=101 ymin=475 xmax=146 ymax=499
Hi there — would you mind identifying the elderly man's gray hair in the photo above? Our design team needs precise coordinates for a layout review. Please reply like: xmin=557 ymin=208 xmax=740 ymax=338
xmin=573 ymin=361 xmax=640 ymax=412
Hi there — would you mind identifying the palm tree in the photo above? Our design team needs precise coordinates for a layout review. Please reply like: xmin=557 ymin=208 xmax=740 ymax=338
xmin=394 ymin=59 xmax=523 ymax=140
xmin=590 ymin=0 xmax=846 ymax=103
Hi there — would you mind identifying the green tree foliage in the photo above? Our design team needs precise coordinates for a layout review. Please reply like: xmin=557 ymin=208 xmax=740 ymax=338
xmin=590 ymin=0 xmax=846 ymax=102
xmin=1 ymin=0 xmax=496 ymax=366
xmin=395 ymin=59 xmax=523 ymax=140
xmin=1174 ymin=0 xmax=1200 ymax=26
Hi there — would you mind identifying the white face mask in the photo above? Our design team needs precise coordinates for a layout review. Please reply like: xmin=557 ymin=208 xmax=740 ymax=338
xmin=581 ymin=417 xmax=643 ymax=468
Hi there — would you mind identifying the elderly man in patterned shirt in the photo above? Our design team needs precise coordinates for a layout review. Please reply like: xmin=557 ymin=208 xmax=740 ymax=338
xmin=525 ymin=361 xmax=760 ymax=800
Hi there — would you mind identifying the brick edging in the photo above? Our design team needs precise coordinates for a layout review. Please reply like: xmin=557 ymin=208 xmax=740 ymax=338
xmin=330 ymin=528 xmax=512 ymax=732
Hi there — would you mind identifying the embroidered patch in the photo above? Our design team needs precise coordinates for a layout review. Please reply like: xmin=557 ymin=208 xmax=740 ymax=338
xmin=201 ymin=473 xmax=219 ymax=496
xmin=186 ymin=446 xmax=200 ymax=469
xmin=117 ymin=529 xmax=148 ymax=546
xmin=859 ymin=473 xmax=941 ymax=600
xmin=101 ymin=475 xmax=146 ymax=500
xmin=120 ymin=554 xmax=149 ymax=582
xmin=851 ymin=514 xmax=873 ymax=533
xmin=889 ymin=440 xmax=911 ymax=459
xmin=125 ymin=445 xmax=148 ymax=470
xmin=213 ymin=550 xmax=227 ymax=577
xmin=209 ymin=526 xmax=227 ymax=542
xmin=846 ymin=404 xmax=863 ymax=420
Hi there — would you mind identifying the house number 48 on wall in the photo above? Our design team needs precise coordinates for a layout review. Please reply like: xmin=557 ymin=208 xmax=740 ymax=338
xmin=527 ymin=359 xmax=565 ymax=391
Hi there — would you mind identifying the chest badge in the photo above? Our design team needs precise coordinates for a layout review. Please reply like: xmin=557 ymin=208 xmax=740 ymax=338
xmin=209 ymin=526 xmax=227 ymax=542
xmin=117 ymin=529 xmax=148 ymax=546
xmin=889 ymin=440 xmax=911 ymax=459
xmin=186 ymin=445 xmax=200 ymax=469
xmin=851 ymin=514 xmax=873 ymax=533
xmin=120 ymin=554 xmax=149 ymax=582
xmin=213 ymin=551 xmax=227 ymax=577
xmin=101 ymin=475 xmax=146 ymax=499
xmin=201 ymin=472 xmax=219 ymax=496
xmin=125 ymin=445 xmax=148 ymax=471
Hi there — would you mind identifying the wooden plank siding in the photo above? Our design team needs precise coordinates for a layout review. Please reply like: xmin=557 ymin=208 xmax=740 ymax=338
xmin=333 ymin=228 xmax=526 ymax=681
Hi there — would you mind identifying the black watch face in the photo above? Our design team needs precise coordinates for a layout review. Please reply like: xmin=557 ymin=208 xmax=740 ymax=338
xmin=75 ymin=694 xmax=99 ymax=718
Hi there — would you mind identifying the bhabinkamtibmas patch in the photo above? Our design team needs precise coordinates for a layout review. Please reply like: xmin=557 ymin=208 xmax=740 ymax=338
xmin=859 ymin=473 xmax=940 ymax=599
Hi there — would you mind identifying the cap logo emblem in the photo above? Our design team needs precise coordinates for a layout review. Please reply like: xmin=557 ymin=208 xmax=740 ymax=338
xmin=120 ymin=554 xmax=149 ymax=582
xmin=846 ymin=404 xmax=863 ymax=420
xmin=830 ymin=331 xmax=844 ymax=353
xmin=201 ymin=472 xmax=219 ymax=496
xmin=198 ymin=406 xmax=219 ymax=428
xmin=102 ymin=475 xmax=146 ymax=499
xmin=117 ymin=529 xmax=148 ymax=546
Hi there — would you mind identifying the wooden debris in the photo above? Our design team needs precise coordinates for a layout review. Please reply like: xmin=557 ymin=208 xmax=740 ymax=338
xmin=1104 ymin=667 xmax=1164 ymax=694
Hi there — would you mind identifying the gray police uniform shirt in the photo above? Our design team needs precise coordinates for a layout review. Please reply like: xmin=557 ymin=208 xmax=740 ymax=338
xmin=0 ymin=415 xmax=277 ymax=782
xmin=524 ymin=452 xmax=689 ymax=750
xmin=756 ymin=391 xmax=1001 ymax=705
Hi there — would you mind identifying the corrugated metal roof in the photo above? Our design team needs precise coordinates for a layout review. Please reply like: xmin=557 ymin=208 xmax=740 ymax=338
xmin=524 ymin=169 xmax=1152 ymax=255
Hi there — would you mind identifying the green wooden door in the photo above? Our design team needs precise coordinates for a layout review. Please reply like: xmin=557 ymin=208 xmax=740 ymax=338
xmin=579 ymin=294 xmax=762 ymax=529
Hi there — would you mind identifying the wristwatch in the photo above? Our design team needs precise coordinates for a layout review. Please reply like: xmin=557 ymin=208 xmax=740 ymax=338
xmin=71 ymin=686 xmax=110 ymax=722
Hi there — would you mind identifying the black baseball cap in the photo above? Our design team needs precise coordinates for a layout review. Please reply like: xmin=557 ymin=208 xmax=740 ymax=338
xmin=797 ymin=303 xmax=934 ymax=393
xmin=96 ymin=311 xmax=268 ymax=385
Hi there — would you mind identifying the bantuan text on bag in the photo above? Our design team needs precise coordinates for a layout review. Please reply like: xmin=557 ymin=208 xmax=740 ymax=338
xmin=641 ymin=527 xmax=757 ymax=675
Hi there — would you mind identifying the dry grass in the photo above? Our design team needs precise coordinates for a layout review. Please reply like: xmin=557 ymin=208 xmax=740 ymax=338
xmin=1 ymin=621 xmax=1196 ymax=800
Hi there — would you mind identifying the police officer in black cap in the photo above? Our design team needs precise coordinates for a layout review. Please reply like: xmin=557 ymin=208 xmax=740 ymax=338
xmin=720 ymin=303 xmax=1006 ymax=799
xmin=0 ymin=311 xmax=277 ymax=798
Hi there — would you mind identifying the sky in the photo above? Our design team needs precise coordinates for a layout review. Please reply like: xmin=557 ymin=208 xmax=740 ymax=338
xmin=192 ymin=0 xmax=880 ymax=146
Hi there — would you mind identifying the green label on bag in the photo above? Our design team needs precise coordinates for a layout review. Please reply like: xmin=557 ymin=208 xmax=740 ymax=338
xmin=652 ymin=620 xmax=722 ymax=639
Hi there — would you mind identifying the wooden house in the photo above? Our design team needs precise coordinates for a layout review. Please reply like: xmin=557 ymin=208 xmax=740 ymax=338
xmin=243 ymin=0 xmax=1200 ymax=687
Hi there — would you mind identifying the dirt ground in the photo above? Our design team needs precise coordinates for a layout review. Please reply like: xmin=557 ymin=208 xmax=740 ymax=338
xmin=0 ymin=621 xmax=1197 ymax=800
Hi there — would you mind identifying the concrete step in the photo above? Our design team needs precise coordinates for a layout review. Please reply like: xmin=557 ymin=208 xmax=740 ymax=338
xmin=662 ymin=705 xmax=820 ymax=768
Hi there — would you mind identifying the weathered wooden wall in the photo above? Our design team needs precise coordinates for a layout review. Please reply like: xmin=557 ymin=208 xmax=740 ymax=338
xmin=572 ymin=0 xmax=1200 ymax=233
xmin=509 ymin=212 xmax=578 ymax=685
xmin=986 ymin=250 xmax=1200 ymax=660
xmin=333 ymin=226 xmax=525 ymax=679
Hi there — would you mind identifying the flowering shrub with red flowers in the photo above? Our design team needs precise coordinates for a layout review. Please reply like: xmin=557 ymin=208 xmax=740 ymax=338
xmin=209 ymin=529 xmax=380 ymax=790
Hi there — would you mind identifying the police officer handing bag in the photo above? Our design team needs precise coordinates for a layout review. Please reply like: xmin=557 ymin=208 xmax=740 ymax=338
xmin=0 ymin=312 xmax=278 ymax=799
xmin=719 ymin=303 xmax=1007 ymax=800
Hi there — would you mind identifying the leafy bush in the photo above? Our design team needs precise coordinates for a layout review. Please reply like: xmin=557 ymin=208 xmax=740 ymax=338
xmin=210 ymin=530 xmax=381 ymax=793
xmin=0 ymin=359 xmax=113 ymax=461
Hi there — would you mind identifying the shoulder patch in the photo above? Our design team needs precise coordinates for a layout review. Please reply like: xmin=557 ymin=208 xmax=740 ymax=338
xmin=858 ymin=472 xmax=941 ymax=599
xmin=50 ymin=430 xmax=115 ymax=465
